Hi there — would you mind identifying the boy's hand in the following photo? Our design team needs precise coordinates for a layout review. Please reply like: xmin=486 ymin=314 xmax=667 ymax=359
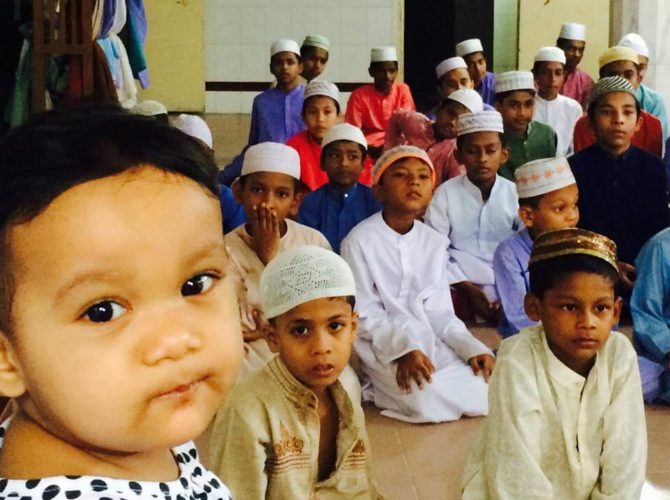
xmin=617 ymin=261 xmax=636 ymax=290
xmin=250 ymin=203 xmax=281 ymax=265
xmin=468 ymin=354 xmax=495 ymax=382
xmin=459 ymin=282 xmax=501 ymax=323
xmin=396 ymin=349 xmax=435 ymax=392
xmin=242 ymin=309 xmax=267 ymax=342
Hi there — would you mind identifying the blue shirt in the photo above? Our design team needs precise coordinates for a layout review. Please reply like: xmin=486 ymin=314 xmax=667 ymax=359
xmin=220 ymin=184 xmax=246 ymax=233
xmin=569 ymin=144 xmax=669 ymax=264
xmin=476 ymin=72 xmax=496 ymax=107
xmin=637 ymin=84 xmax=668 ymax=142
xmin=298 ymin=183 xmax=382 ymax=253
xmin=248 ymin=85 xmax=306 ymax=145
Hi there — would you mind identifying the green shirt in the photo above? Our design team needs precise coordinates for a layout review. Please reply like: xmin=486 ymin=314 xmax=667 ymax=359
xmin=499 ymin=121 xmax=557 ymax=181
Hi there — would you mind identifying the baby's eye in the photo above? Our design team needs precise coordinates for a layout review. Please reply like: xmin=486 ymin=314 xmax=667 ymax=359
xmin=181 ymin=274 xmax=215 ymax=297
xmin=84 ymin=300 xmax=126 ymax=323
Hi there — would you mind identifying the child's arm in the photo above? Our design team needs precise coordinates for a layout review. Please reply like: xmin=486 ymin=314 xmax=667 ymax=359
xmin=248 ymin=96 xmax=260 ymax=146
xmin=248 ymin=204 xmax=281 ymax=265
xmin=398 ymin=83 xmax=416 ymax=112
xmin=345 ymin=89 xmax=365 ymax=129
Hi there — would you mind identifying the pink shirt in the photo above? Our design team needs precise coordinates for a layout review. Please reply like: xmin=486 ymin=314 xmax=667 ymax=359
xmin=560 ymin=66 xmax=594 ymax=110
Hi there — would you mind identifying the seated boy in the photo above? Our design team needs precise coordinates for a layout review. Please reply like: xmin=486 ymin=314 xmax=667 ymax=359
xmin=341 ymin=145 xmax=494 ymax=423
xmin=556 ymin=22 xmax=594 ymax=109
xmin=425 ymin=111 xmax=520 ymax=324
xmin=287 ymin=80 xmax=341 ymax=191
xmin=427 ymin=56 xmax=491 ymax=118
xmin=494 ymin=157 xmax=579 ymax=337
xmin=227 ymin=142 xmax=331 ymax=378
xmin=463 ymin=228 xmax=647 ymax=499
xmin=494 ymin=71 xmax=558 ymax=181
xmin=569 ymin=76 xmax=668 ymax=292
xmin=298 ymin=123 xmax=381 ymax=253
xmin=573 ymin=46 xmax=663 ymax=157
xmin=385 ymin=88 xmax=484 ymax=184
xmin=0 ymin=104 xmax=242 ymax=497
xmin=455 ymin=38 xmax=496 ymax=106
xmin=345 ymin=46 xmax=415 ymax=159
xmin=532 ymin=47 xmax=583 ymax=156
xmin=301 ymin=35 xmax=330 ymax=83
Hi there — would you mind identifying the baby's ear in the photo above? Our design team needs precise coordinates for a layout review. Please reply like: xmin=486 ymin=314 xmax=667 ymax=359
xmin=0 ymin=333 xmax=26 ymax=398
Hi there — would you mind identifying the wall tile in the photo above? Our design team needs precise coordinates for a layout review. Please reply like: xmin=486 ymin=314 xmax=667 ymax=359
xmin=219 ymin=92 xmax=242 ymax=113
xmin=290 ymin=7 xmax=317 ymax=38
xmin=239 ymin=91 xmax=262 ymax=113
xmin=239 ymin=6 xmax=266 ymax=44
xmin=315 ymin=6 xmax=342 ymax=44
xmin=265 ymin=8 xmax=293 ymax=44
xmin=205 ymin=91 xmax=220 ymax=113
xmin=239 ymin=44 xmax=270 ymax=81
xmin=366 ymin=7 xmax=393 ymax=45
xmin=217 ymin=7 xmax=241 ymax=45
xmin=218 ymin=45 xmax=242 ymax=80
xmin=341 ymin=45 xmax=371 ymax=82
xmin=341 ymin=7 xmax=368 ymax=46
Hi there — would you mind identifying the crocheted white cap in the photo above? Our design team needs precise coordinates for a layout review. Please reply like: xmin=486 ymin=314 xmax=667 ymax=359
xmin=132 ymin=100 xmax=167 ymax=116
xmin=559 ymin=22 xmax=586 ymax=41
xmin=618 ymin=33 xmax=649 ymax=58
xmin=534 ymin=46 xmax=566 ymax=64
xmin=514 ymin=157 xmax=575 ymax=199
xmin=304 ymin=80 xmax=340 ymax=106
xmin=241 ymin=142 xmax=300 ymax=180
xmin=271 ymin=39 xmax=300 ymax=57
xmin=260 ymin=246 xmax=356 ymax=319
xmin=172 ymin=114 xmax=213 ymax=149
xmin=302 ymin=35 xmax=330 ymax=51
xmin=435 ymin=56 xmax=468 ymax=79
xmin=457 ymin=110 xmax=504 ymax=137
xmin=372 ymin=145 xmax=435 ymax=185
xmin=321 ymin=123 xmax=367 ymax=149
xmin=371 ymin=46 xmax=397 ymax=63
xmin=455 ymin=38 xmax=483 ymax=57
xmin=495 ymin=71 xmax=535 ymax=94
xmin=446 ymin=89 xmax=484 ymax=113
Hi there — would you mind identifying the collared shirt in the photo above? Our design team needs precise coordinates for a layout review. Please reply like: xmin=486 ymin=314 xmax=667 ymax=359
xmin=569 ymin=144 xmax=669 ymax=264
xmin=493 ymin=227 xmax=537 ymax=337
xmin=298 ymin=183 xmax=382 ymax=253
xmin=210 ymin=357 xmax=382 ymax=500
xmin=475 ymin=72 xmax=496 ymax=106
xmin=499 ymin=121 xmax=557 ymax=181
xmin=462 ymin=326 xmax=646 ymax=500
xmin=637 ymin=83 xmax=668 ymax=141
xmin=345 ymin=82 xmax=415 ymax=147
xmin=573 ymin=110 xmax=663 ymax=158
xmin=533 ymin=94 xmax=583 ymax=156
xmin=287 ymin=130 xmax=328 ymax=191
xmin=560 ymin=66 xmax=594 ymax=110
xmin=248 ymin=84 xmax=306 ymax=145
xmin=425 ymin=174 xmax=520 ymax=286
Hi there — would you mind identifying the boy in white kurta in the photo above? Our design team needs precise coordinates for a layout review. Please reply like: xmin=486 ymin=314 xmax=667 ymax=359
xmin=341 ymin=146 xmax=494 ymax=423
xmin=463 ymin=228 xmax=647 ymax=499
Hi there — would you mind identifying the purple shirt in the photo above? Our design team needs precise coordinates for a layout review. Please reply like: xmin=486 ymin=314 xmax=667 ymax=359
xmin=476 ymin=72 xmax=496 ymax=107
xmin=248 ymin=84 xmax=306 ymax=145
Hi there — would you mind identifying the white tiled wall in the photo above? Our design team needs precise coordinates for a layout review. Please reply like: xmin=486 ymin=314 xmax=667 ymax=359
xmin=204 ymin=0 xmax=402 ymax=113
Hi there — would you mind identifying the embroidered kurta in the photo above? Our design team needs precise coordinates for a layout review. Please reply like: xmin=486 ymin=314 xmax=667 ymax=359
xmin=462 ymin=326 xmax=647 ymax=500
xmin=475 ymin=72 xmax=496 ymax=107
xmin=298 ymin=183 xmax=382 ymax=253
xmin=248 ymin=85 xmax=306 ymax=145
xmin=210 ymin=357 xmax=382 ymax=500
xmin=499 ymin=121 xmax=558 ymax=181
xmin=493 ymin=228 xmax=537 ymax=337
xmin=533 ymin=94 xmax=583 ymax=156
xmin=340 ymin=213 xmax=491 ymax=423
xmin=345 ymin=83 xmax=415 ymax=147
xmin=560 ymin=66 xmax=594 ymax=110
xmin=287 ymin=130 xmax=328 ymax=191
xmin=424 ymin=174 xmax=520 ymax=289
xmin=637 ymin=84 xmax=668 ymax=141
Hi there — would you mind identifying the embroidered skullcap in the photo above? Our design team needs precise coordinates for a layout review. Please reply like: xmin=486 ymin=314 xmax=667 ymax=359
xmin=534 ymin=46 xmax=566 ymax=64
xmin=241 ymin=142 xmax=300 ymax=180
xmin=372 ymin=145 xmax=435 ymax=185
xmin=618 ymin=33 xmax=649 ymax=58
xmin=457 ymin=110 xmax=504 ymax=137
xmin=172 ymin=114 xmax=213 ymax=149
xmin=529 ymin=228 xmax=618 ymax=272
xmin=132 ymin=100 xmax=167 ymax=116
xmin=321 ymin=123 xmax=367 ymax=149
xmin=371 ymin=46 xmax=397 ymax=63
xmin=455 ymin=38 xmax=484 ymax=57
xmin=591 ymin=76 xmax=637 ymax=103
xmin=514 ymin=157 xmax=575 ymax=199
xmin=598 ymin=46 xmax=639 ymax=69
xmin=302 ymin=35 xmax=330 ymax=51
xmin=260 ymin=246 xmax=356 ymax=319
xmin=446 ymin=89 xmax=484 ymax=113
xmin=271 ymin=39 xmax=300 ymax=57
xmin=495 ymin=71 xmax=535 ymax=94
xmin=304 ymin=81 xmax=340 ymax=107
xmin=435 ymin=56 xmax=468 ymax=80
xmin=558 ymin=22 xmax=586 ymax=41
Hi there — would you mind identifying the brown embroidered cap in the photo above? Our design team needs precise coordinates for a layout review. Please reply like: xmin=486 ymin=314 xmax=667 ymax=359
xmin=529 ymin=228 xmax=618 ymax=272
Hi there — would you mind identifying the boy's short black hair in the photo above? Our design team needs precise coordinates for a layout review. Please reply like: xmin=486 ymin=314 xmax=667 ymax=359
xmin=587 ymin=92 xmax=641 ymax=122
xmin=300 ymin=45 xmax=329 ymax=58
xmin=0 ymin=102 xmax=220 ymax=332
xmin=270 ymin=52 xmax=301 ymax=64
xmin=532 ymin=60 xmax=565 ymax=75
xmin=518 ymin=194 xmax=542 ymax=209
xmin=302 ymin=94 xmax=341 ymax=114
xmin=320 ymin=140 xmax=367 ymax=167
xmin=494 ymin=88 xmax=536 ymax=104
xmin=456 ymin=132 xmax=506 ymax=151
xmin=529 ymin=254 xmax=619 ymax=298
xmin=369 ymin=61 xmax=399 ymax=70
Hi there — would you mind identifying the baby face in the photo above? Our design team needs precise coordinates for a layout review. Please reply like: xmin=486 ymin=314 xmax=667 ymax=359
xmin=2 ymin=166 xmax=243 ymax=454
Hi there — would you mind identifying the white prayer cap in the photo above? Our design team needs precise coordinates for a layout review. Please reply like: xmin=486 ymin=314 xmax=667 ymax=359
xmin=270 ymin=39 xmax=300 ymax=58
xmin=534 ymin=46 xmax=566 ymax=65
xmin=131 ymin=100 xmax=167 ymax=116
xmin=455 ymin=38 xmax=484 ymax=57
xmin=435 ymin=56 xmax=468 ymax=80
xmin=304 ymin=81 xmax=340 ymax=107
xmin=446 ymin=89 xmax=484 ymax=113
xmin=598 ymin=46 xmax=639 ymax=68
xmin=558 ymin=22 xmax=586 ymax=41
xmin=172 ymin=114 xmax=213 ymax=149
xmin=372 ymin=145 xmax=435 ymax=185
xmin=322 ymin=123 xmax=367 ymax=149
xmin=618 ymin=33 xmax=649 ymax=58
xmin=495 ymin=71 xmax=535 ymax=94
xmin=457 ymin=110 xmax=504 ymax=137
xmin=302 ymin=35 xmax=330 ymax=51
xmin=370 ymin=46 xmax=398 ymax=63
xmin=514 ymin=157 xmax=575 ymax=199
xmin=241 ymin=142 xmax=300 ymax=180
xmin=260 ymin=245 xmax=356 ymax=319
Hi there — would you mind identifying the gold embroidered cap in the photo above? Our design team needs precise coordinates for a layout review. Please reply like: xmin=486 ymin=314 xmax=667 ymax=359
xmin=529 ymin=228 xmax=618 ymax=271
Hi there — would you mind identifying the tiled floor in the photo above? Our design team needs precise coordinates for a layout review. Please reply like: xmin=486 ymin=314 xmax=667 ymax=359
xmin=201 ymin=113 xmax=670 ymax=500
